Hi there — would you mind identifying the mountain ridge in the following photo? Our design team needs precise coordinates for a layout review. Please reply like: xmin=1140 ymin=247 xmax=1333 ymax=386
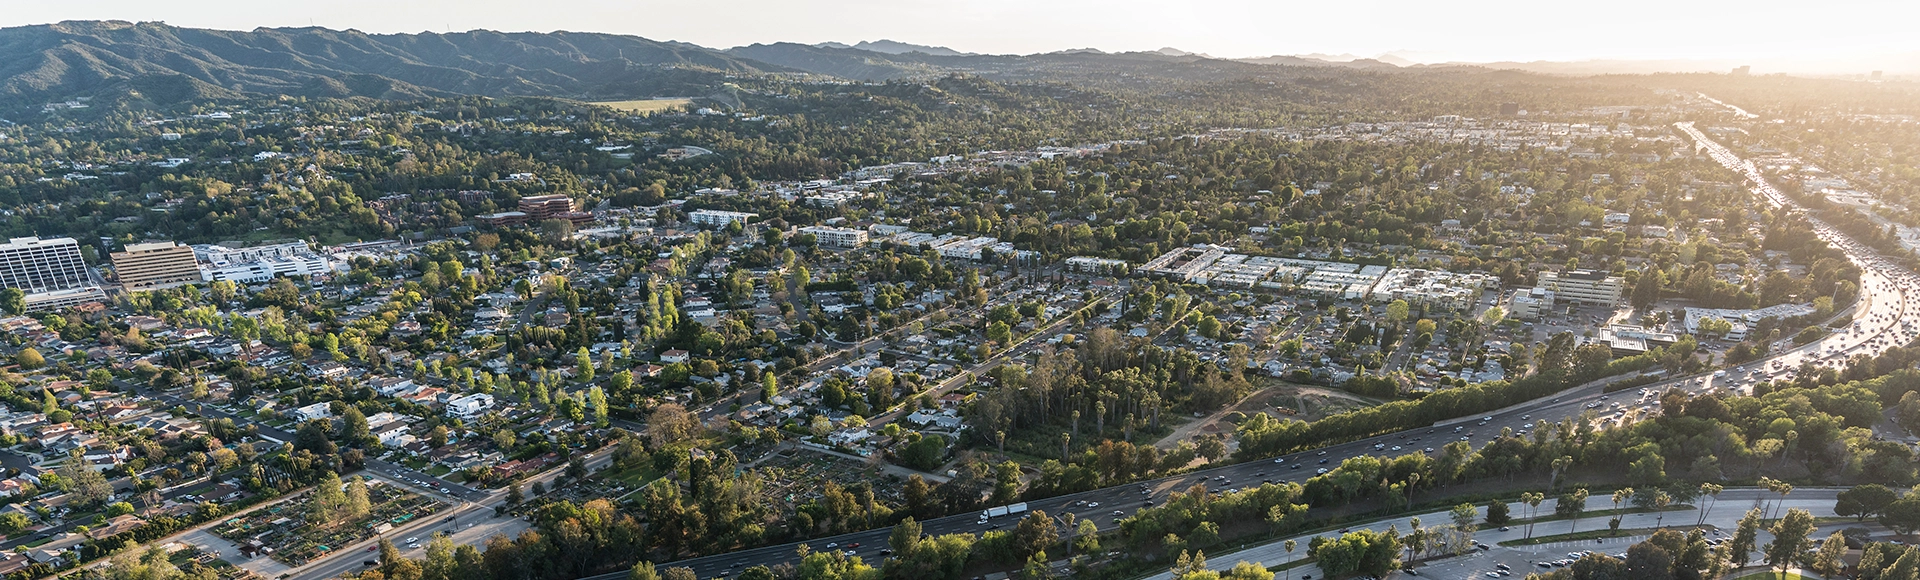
xmin=0 ymin=20 xmax=787 ymax=106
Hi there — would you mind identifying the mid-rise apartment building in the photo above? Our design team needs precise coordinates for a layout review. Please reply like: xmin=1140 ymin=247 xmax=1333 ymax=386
xmin=688 ymin=210 xmax=758 ymax=228
xmin=798 ymin=226 xmax=870 ymax=248
xmin=110 ymin=241 xmax=201 ymax=291
xmin=1064 ymin=256 xmax=1132 ymax=275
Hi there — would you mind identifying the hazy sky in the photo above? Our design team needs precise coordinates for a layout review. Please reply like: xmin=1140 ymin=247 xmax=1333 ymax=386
xmin=8 ymin=0 xmax=1918 ymax=65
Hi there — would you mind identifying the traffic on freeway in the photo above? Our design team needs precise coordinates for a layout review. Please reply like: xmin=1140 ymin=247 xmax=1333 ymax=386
xmin=566 ymin=123 xmax=1920 ymax=580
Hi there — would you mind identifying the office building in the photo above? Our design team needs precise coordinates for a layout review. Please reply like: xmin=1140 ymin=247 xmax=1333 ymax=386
xmin=194 ymin=241 xmax=310 ymax=265
xmin=202 ymin=254 xmax=337 ymax=284
xmin=516 ymin=194 xmax=596 ymax=226
xmin=798 ymin=226 xmax=869 ymax=248
xmin=517 ymin=194 xmax=576 ymax=220
xmin=111 ymin=241 xmax=202 ymax=291
xmin=1536 ymin=269 xmax=1624 ymax=306
xmin=0 ymin=237 xmax=92 ymax=294
xmin=193 ymin=241 xmax=337 ymax=284
xmin=1505 ymin=287 xmax=1554 ymax=320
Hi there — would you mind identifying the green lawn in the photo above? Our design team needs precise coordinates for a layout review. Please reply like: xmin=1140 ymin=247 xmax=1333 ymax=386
xmin=425 ymin=465 xmax=452 ymax=477
xmin=1506 ymin=505 xmax=1694 ymax=526
xmin=1500 ymin=525 xmax=1712 ymax=546
xmin=1265 ymin=558 xmax=1315 ymax=573
xmin=600 ymin=463 xmax=662 ymax=488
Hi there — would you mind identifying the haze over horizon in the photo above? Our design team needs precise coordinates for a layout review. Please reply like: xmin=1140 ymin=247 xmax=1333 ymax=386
xmin=7 ymin=0 xmax=1919 ymax=73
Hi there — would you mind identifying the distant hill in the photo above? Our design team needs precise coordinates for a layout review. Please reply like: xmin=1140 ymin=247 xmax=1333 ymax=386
xmin=0 ymin=20 xmax=785 ymax=107
xmin=1236 ymin=55 xmax=1400 ymax=69
xmin=850 ymin=40 xmax=971 ymax=57
xmin=1154 ymin=47 xmax=1214 ymax=58
xmin=730 ymin=42 xmax=1329 ymax=84
xmin=728 ymin=43 xmax=944 ymax=81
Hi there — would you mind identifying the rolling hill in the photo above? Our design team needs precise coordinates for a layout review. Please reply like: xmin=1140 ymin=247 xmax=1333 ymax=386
xmin=0 ymin=20 xmax=787 ymax=106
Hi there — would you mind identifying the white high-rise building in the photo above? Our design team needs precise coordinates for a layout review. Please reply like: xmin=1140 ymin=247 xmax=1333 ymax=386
xmin=0 ymin=237 xmax=91 ymax=294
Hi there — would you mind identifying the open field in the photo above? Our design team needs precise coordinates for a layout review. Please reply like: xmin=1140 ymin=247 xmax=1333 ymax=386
xmin=590 ymin=98 xmax=693 ymax=113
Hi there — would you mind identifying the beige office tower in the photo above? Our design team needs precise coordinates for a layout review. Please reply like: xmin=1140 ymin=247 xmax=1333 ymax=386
xmin=111 ymin=241 xmax=202 ymax=291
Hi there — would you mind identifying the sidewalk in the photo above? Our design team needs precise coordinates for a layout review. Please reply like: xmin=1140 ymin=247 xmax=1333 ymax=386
xmin=1143 ymin=487 xmax=1849 ymax=580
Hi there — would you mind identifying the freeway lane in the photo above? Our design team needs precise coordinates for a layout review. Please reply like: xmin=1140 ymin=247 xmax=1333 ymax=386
xmin=1147 ymin=487 xmax=1845 ymax=580
xmin=571 ymin=123 xmax=1920 ymax=580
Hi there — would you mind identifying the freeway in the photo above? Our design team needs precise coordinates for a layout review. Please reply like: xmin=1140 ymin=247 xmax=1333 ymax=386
xmin=568 ymin=123 xmax=1920 ymax=580
xmin=1148 ymin=487 xmax=1847 ymax=580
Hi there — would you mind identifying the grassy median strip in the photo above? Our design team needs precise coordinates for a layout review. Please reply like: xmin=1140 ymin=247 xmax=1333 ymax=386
xmin=1504 ymin=504 xmax=1694 ymax=526
xmin=1500 ymin=525 xmax=1714 ymax=546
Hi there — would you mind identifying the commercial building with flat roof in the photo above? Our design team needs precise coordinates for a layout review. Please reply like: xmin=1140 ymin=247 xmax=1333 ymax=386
xmin=0 ymin=237 xmax=91 ymax=294
xmin=193 ymin=240 xmax=309 ymax=265
xmin=1537 ymin=269 xmax=1624 ymax=305
xmin=111 ymin=241 xmax=201 ymax=291
xmin=1505 ymin=287 xmax=1554 ymax=320
xmin=23 ymin=287 xmax=105 ymax=312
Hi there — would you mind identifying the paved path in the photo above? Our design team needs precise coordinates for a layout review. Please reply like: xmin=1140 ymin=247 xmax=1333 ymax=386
xmin=1144 ymin=487 xmax=1850 ymax=580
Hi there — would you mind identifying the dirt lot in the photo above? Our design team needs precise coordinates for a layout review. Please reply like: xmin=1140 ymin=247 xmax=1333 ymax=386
xmin=1154 ymin=382 xmax=1384 ymax=451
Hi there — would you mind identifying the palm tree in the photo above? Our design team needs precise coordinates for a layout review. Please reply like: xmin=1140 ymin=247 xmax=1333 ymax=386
xmin=1549 ymin=456 xmax=1573 ymax=490
xmin=1697 ymin=483 xmax=1724 ymax=526
xmin=1405 ymin=473 xmax=1422 ymax=509
xmin=1523 ymin=492 xmax=1545 ymax=539
xmin=1283 ymin=539 xmax=1297 ymax=580
xmin=1567 ymin=489 xmax=1590 ymax=533
xmin=1405 ymin=518 xmax=1422 ymax=561
xmin=1652 ymin=492 xmax=1674 ymax=528
xmin=1757 ymin=477 xmax=1779 ymax=518
xmin=1771 ymin=481 xmax=1794 ymax=520
xmin=1611 ymin=488 xmax=1635 ymax=532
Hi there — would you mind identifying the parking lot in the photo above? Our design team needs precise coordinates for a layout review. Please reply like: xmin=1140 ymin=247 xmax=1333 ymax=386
xmin=1401 ymin=530 xmax=1708 ymax=580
